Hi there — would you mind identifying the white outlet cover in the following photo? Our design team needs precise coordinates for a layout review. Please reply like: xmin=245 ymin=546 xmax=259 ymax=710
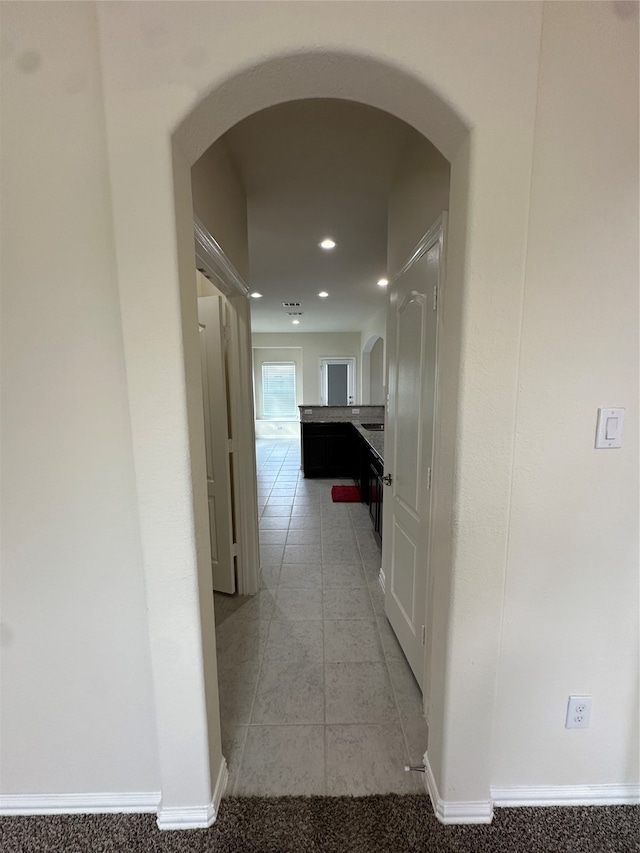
xmin=566 ymin=695 xmax=592 ymax=729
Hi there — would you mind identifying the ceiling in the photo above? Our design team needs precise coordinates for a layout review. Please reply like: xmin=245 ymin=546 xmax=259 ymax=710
xmin=221 ymin=100 xmax=413 ymax=334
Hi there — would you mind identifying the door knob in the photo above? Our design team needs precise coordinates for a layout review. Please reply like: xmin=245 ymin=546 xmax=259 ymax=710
xmin=382 ymin=474 xmax=392 ymax=486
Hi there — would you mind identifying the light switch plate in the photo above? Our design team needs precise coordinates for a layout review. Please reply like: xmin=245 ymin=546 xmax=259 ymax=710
xmin=595 ymin=407 xmax=624 ymax=448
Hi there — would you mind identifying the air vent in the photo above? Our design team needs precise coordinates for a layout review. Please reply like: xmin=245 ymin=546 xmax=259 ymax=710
xmin=287 ymin=311 xmax=304 ymax=316
xmin=282 ymin=302 xmax=302 ymax=308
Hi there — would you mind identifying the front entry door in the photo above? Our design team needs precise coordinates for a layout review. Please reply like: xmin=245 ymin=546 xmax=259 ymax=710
xmin=198 ymin=294 xmax=236 ymax=594
xmin=382 ymin=218 xmax=444 ymax=689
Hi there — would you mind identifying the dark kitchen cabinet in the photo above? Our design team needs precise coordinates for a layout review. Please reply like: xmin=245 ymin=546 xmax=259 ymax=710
xmin=368 ymin=452 xmax=384 ymax=546
xmin=301 ymin=422 xmax=354 ymax=478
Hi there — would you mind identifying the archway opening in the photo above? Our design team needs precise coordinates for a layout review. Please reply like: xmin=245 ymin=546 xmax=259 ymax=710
xmin=154 ymin=47 xmax=477 ymax=823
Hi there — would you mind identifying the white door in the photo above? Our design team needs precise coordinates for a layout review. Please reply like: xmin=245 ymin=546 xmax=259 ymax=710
xmin=382 ymin=219 xmax=444 ymax=689
xmin=320 ymin=357 xmax=356 ymax=406
xmin=198 ymin=295 xmax=236 ymax=594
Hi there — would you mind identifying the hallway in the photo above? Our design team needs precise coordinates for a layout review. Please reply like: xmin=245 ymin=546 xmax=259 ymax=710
xmin=214 ymin=438 xmax=429 ymax=797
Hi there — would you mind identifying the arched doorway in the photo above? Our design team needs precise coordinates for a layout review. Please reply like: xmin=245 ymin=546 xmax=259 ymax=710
xmin=362 ymin=334 xmax=385 ymax=405
xmin=102 ymin=33 xmax=532 ymax=825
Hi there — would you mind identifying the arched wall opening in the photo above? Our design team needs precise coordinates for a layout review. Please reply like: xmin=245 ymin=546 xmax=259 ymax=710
xmin=362 ymin=334 xmax=385 ymax=406
xmin=168 ymin=50 xmax=473 ymax=821
xmin=103 ymin=34 xmax=536 ymax=824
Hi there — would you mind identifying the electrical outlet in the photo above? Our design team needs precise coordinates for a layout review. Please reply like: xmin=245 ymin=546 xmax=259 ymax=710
xmin=566 ymin=695 xmax=592 ymax=729
xmin=352 ymin=408 xmax=360 ymax=414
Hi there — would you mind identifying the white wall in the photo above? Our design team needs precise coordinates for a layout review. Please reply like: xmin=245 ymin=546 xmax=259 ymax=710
xmin=0 ymin=1 xmax=159 ymax=795
xmin=493 ymin=0 xmax=639 ymax=790
xmin=252 ymin=332 xmax=361 ymax=405
xmin=191 ymin=139 xmax=249 ymax=280
xmin=369 ymin=338 xmax=385 ymax=406
xmin=387 ymin=130 xmax=451 ymax=273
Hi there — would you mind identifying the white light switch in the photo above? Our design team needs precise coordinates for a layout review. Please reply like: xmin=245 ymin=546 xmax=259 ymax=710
xmin=595 ymin=408 xmax=624 ymax=448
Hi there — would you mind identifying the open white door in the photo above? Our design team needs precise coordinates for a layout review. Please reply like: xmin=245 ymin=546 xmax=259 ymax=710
xmin=198 ymin=294 xmax=236 ymax=594
xmin=382 ymin=219 xmax=444 ymax=689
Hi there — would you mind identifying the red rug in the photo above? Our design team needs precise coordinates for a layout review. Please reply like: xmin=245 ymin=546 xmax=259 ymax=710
xmin=331 ymin=485 xmax=361 ymax=503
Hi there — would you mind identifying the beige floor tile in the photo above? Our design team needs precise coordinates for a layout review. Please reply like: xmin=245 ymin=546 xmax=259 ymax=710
xmin=322 ymin=587 xmax=374 ymax=620
xmin=273 ymin=588 xmax=323 ymax=621
xmin=325 ymin=724 xmax=417 ymax=795
xmin=325 ymin=662 xmax=399 ymax=724
xmin=278 ymin=562 xmax=323 ymax=588
xmin=264 ymin=620 xmax=324 ymax=664
xmin=286 ymin=528 xmax=321 ymax=545
xmin=283 ymin=543 xmax=322 ymax=563
xmin=322 ymin=563 xmax=367 ymax=587
xmin=216 ymin=617 xmax=268 ymax=663
xmin=221 ymin=724 xmax=248 ymax=797
xmin=236 ymin=725 xmax=325 ymax=796
xmin=251 ymin=659 xmax=325 ymax=724
xmin=324 ymin=619 xmax=384 ymax=662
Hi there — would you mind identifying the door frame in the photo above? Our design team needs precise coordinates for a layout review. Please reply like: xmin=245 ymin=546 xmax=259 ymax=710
xmin=194 ymin=216 xmax=260 ymax=595
xmin=319 ymin=356 xmax=356 ymax=406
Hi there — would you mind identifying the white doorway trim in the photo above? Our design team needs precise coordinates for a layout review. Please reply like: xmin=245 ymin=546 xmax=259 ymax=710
xmin=194 ymin=216 xmax=260 ymax=596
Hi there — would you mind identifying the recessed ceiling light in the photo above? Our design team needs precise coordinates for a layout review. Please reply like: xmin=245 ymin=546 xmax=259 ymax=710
xmin=251 ymin=292 xmax=263 ymax=298
xmin=318 ymin=291 xmax=329 ymax=298
xmin=319 ymin=238 xmax=336 ymax=250
xmin=292 ymin=319 xmax=301 ymax=325
xmin=377 ymin=278 xmax=389 ymax=287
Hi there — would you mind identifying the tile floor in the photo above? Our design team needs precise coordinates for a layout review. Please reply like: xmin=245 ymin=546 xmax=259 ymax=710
xmin=214 ymin=437 xmax=429 ymax=797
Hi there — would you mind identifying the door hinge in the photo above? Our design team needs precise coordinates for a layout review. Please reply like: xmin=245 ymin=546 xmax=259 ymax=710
xmin=433 ymin=285 xmax=438 ymax=311
xmin=426 ymin=467 xmax=432 ymax=489
xmin=231 ymin=542 xmax=238 ymax=557
xmin=421 ymin=625 xmax=426 ymax=645
xmin=223 ymin=324 xmax=231 ymax=341
xmin=228 ymin=438 xmax=236 ymax=453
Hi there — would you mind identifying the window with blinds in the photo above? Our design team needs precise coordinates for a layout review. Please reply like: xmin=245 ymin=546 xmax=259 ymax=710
xmin=262 ymin=362 xmax=297 ymax=419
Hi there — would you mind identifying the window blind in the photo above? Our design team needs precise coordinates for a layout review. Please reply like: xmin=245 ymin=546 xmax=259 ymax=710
xmin=262 ymin=362 xmax=297 ymax=419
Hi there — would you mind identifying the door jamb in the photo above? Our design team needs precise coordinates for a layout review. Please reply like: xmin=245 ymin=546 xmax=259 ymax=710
xmin=194 ymin=215 xmax=260 ymax=595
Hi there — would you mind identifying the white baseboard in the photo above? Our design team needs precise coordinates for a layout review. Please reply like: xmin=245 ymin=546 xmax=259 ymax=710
xmin=424 ymin=754 xmax=493 ymax=824
xmin=156 ymin=758 xmax=228 ymax=830
xmin=491 ymin=782 xmax=640 ymax=808
xmin=378 ymin=568 xmax=385 ymax=594
xmin=0 ymin=791 xmax=160 ymax=816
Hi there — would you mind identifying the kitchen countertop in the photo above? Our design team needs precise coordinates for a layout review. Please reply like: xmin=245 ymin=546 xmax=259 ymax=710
xmin=352 ymin=422 xmax=384 ymax=462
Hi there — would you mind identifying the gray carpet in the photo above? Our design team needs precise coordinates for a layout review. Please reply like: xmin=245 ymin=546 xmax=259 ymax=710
xmin=1 ymin=796 xmax=638 ymax=852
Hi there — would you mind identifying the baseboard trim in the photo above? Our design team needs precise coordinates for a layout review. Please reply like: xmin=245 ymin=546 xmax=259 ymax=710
xmin=0 ymin=791 xmax=161 ymax=816
xmin=491 ymin=782 xmax=640 ymax=808
xmin=156 ymin=758 xmax=228 ymax=830
xmin=378 ymin=568 xmax=385 ymax=594
xmin=424 ymin=754 xmax=493 ymax=825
